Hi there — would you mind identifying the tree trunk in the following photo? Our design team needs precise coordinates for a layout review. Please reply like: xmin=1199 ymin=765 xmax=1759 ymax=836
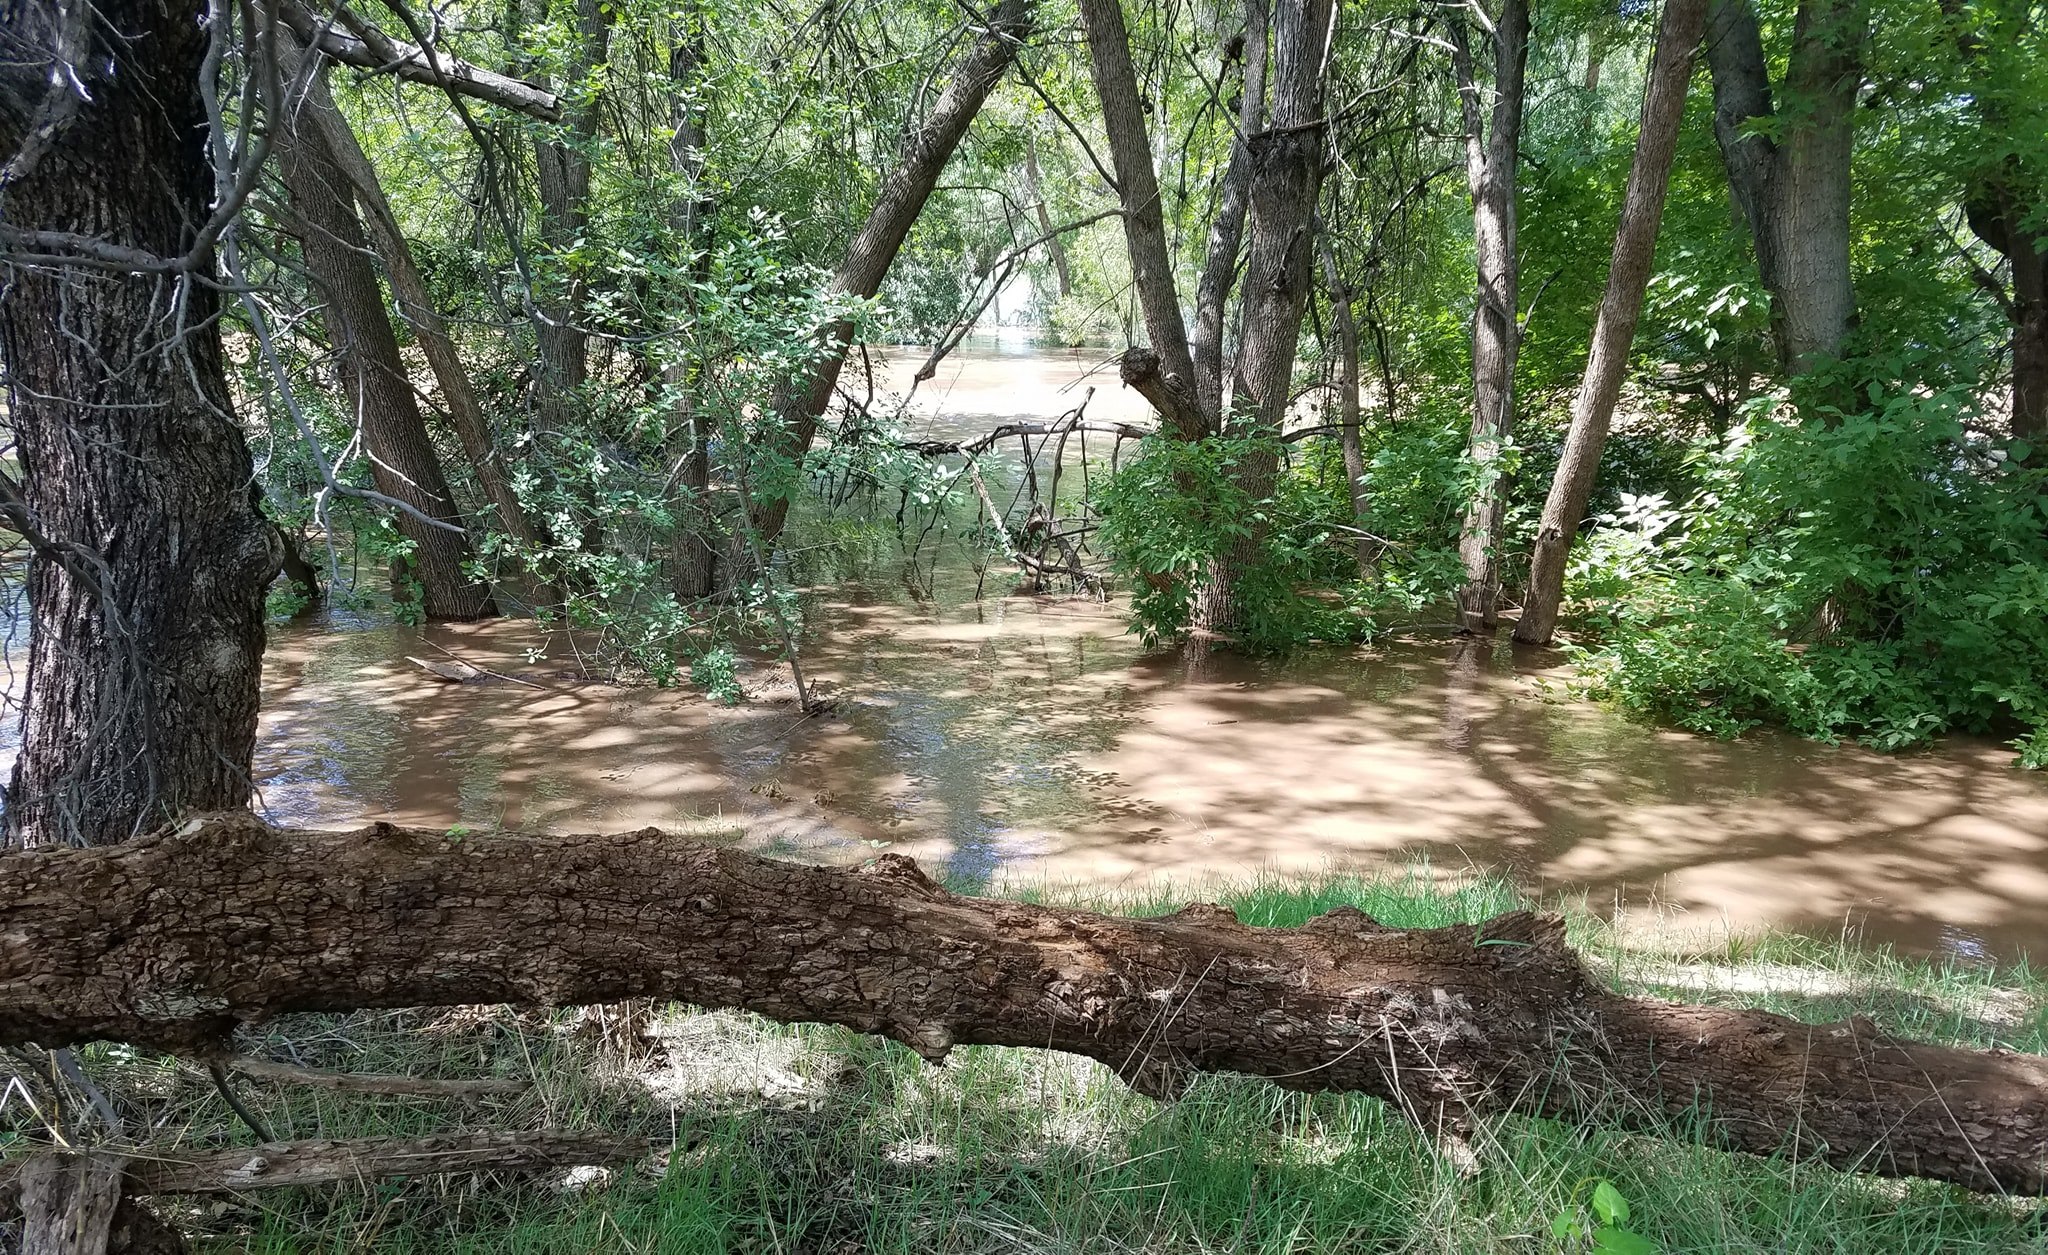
xmin=291 ymin=41 xmax=544 ymax=558
xmin=6 ymin=812 xmax=2048 ymax=1195
xmin=0 ymin=0 xmax=276 ymax=848
xmin=1196 ymin=0 xmax=1336 ymax=632
xmin=1451 ymin=0 xmax=1530 ymax=633
xmin=1188 ymin=0 xmax=1269 ymax=428
xmin=530 ymin=0 xmax=609 ymax=438
xmin=1077 ymin=0 xmax=1206 ymax=440
xmin=1704 ymin=0 xmax=1865 ymax=377
xmin=276 ymin=66 xmax=495 ymax=621
xmin=1022 ymin=132 xmax=1074 ymax=302
xmin=1515 ymin=0 xmax=1709 ymax=647
xmin=747 ymin=0 xmax=1035 ymax=552
xmin=1318 ymin=238 xmax=1373 ymax=576
xmin=666 ymin=5 xmax=717 ymax=601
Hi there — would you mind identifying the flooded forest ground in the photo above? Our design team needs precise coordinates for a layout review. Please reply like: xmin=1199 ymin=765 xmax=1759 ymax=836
xmin=248 ymin=345 xmax=2048 ymax=966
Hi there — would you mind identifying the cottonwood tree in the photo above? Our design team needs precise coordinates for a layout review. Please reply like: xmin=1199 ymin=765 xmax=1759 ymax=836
xmin=275 ymin=48 xmax=497 ymax=620
xmin=0 ymin=0 xmax=276 ymax=847
xmin=1704 ymin=0 xmax=1866 ymax=376
xmin=1076 ymin=0 xmax=1338 ymax=633
xmin=1445 ymin=0 xmax=1531 ymax=633
xmin=747 ymin=0 xmax=1037 ymax=553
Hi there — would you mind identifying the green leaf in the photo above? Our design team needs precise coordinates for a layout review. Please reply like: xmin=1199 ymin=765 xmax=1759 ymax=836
xmin=1591 ymin=1181 xmax=1629 ymax=1226
xmin=1592 ymin=1226 xmax=1656 ymax=1255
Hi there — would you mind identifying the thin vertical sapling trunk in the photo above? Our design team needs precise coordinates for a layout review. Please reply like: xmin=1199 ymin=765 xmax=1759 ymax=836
xmin=1450 ymin=0 xmax=1530 ymax=634
xmin=1515 ymin=0 xmax=1710 ymax=646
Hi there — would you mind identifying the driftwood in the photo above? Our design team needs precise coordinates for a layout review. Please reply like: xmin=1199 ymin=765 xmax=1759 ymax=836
xmin=1 ymin=1133 xmax=651 ymax=1255
xmin=3 ymin=812 xmax=2047 ymax=1194
xmin=220 ymin=1057 xmax=528 ymax=1098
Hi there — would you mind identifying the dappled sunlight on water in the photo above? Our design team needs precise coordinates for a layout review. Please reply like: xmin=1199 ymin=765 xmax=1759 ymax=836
xmin=257 ymin=571 xmax=2048 ymax=964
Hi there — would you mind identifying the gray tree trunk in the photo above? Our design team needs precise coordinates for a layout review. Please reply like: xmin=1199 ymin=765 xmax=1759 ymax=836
xmin=1452 ymin=0 xmax=1530 ymax=633
xmin=1704 ymin=0 xmax=1865 ymax=377
xmin=530 ymin=0 xmax=610 ymax=437
xmin=1515 ymin=0 xmax=1710 ymax=646
xmin=667 ymin=5 xmax=717 ymax=600
xmin=1318 ymin=238 xmax=1373 ymax=576
xmin=1196 ymin=0 xmax=1337 ymax=632
xmin=277 ymin=64 xmax=495 ymax=620
xmin=0 ymin=0 xmax=275 ymax=847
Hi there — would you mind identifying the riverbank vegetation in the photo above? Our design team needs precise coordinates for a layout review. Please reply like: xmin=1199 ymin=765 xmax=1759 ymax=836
xmin=27 ymin=869 xmax=2046 ymax=1253
xmin=188 ymin=0 xmax=2048 ymax=764
xmin=8 ymin=0 xmax=2048 ymax=1246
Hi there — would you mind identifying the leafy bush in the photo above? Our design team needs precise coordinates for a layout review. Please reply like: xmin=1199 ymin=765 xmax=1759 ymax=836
xmin=1570 ymin=373 xmax=2048 ymax=763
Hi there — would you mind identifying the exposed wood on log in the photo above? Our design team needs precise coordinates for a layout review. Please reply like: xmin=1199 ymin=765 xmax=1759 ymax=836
xmin=3 ymin=813 xmax=2048 ymax=1194
xmin=220 ymin=1057 xmax=529 ymax=1098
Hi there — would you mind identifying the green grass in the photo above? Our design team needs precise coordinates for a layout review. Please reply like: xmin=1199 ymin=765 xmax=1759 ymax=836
xmin=12 ymin=868 xmax=2048 ymax=1253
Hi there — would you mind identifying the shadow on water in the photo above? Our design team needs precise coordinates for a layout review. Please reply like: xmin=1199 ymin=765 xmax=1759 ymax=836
xmin=13 ymin=348 xmax=2048 ymax=964
xmin=253 ymin=543 xmax=2048 ymax=966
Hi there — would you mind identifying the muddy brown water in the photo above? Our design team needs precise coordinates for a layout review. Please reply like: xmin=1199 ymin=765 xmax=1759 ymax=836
xmin=246 ymin=343 xmax=2048 ymax=964
xmin=21 ymin=345 xmax=2048 ymax=963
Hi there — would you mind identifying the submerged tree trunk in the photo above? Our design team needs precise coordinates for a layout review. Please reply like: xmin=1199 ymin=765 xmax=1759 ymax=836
xmin=277 ymin=66 xmax=495 ymax=621
xmin=1451 ymin=0 xmax=1530 ymax=633
xmin=1704 ymin=0 xmax=1865 ymax=377
xmin=747 ymin=0 xmax=1035 ymax=552
xmin=292 ymin=42 xmax=544 ymax=560
xmin=0 ymin=0 xmax=275 ymax=847
xmin=1515 ymin=0 xmax=1709 ymax=646
xmin=6 ymin=812 xmax=2048 ymax=1195
xmin=1196 ymin=0 xmax=1336 ymax=632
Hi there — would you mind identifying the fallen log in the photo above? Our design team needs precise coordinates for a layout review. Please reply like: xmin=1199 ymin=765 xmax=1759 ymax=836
xmin=2 ymin=812 xmax=2046 ymax=1193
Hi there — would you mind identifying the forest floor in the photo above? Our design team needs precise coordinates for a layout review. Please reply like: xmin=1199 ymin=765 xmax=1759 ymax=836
xmin=24 ymin=869 xmax=2048 ymax=1253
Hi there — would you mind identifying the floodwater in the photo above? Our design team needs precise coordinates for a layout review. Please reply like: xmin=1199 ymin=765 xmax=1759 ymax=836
xmin=250 ymin=343 xmax=2048 ymax=965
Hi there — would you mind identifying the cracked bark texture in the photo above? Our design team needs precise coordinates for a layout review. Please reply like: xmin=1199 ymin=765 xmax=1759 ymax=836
xmin=0 ymin=0 xmax=276 ymax=848
xmin=4 ymin=813 xmax=2048 ymax=1194
xmin=1704 ymin=0 xmax=1865 ymax=376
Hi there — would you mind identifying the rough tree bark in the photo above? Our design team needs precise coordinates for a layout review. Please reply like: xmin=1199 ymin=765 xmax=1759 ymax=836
xmin=1704 ymin=0 xmax=1865 ymax=377
xmin=747 ymin=0 xmax=1036 ymax=552
xmin=276 ymin=61 xmax=495 ymax=620
xmin=1318 ymin=236 xmax=1373 ymax=576
xmin=291 ymin=39 xmax=544 ymax=558
xmin=1077 ymin=0 xmax=1207 ymax=440
xmin=1195 ymin=0 xmax=1336 ymax=631
xmin=0 ymin=0 xmax=276 ymax=848
xmin=4 ymin=812 xmax=2048 ymax=1195
xmin=1450 ymin=0 xmax=1530 ymax=634
xmin=1515 ymin=0 xmax=1709 ymax=647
